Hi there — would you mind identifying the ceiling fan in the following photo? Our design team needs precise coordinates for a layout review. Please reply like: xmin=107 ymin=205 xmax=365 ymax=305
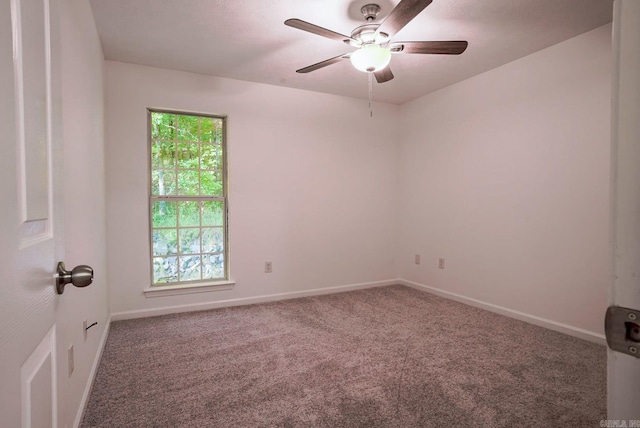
xmin=285 ymin=0 xmax=468 ymax=83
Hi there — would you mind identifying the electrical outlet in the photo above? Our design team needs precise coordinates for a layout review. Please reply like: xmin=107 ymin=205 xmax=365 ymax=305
xmin=83 ymin=319 xmax=88 ymax=342
xmin=265 ymin=261 xmax=272 ymax=273
xmin=414 ymin=254 xmax=420 ymax=265
xmin=68 ymin=345 xmax=74 ymax=377
xmin=439 ymin=257 xmax=445 ymax=269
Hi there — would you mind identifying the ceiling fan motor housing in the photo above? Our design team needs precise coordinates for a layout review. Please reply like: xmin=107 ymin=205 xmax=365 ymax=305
xmin=350 ymin=24 xmax=390 ymax=47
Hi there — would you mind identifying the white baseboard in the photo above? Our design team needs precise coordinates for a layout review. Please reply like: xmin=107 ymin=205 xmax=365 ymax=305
xmin=400 ymin=279 xmax=606 ymax=345
xmin=74 ymin=313 xmax=112 ymax=428
xmin=109 ymin=278 xmax=606 ymax=345
xmin=111 ymin=279 xmax=400 ymax=321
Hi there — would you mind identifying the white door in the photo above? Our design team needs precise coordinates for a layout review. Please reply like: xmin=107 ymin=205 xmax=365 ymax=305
xmin=0 ymin=0 xmax=65 ymax=426
xmin=609 ymin=0 xmax=640 ymax=421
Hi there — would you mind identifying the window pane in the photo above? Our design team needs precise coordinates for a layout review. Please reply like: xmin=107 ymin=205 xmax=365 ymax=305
xmin=200 ymin=144 xmax=222 ymax=170
xmin=200 ymin=117 xmax=223 ymax=143
xmin=202 ymin=253 xmax=224 ymax=280
xmin=179 ymin=228 xmax=201 ymax=254
xmin=177 ymin=143 xmax=199 ymax=169
xmin=200 ymin=117 xmax=214 ymax=143
xmin=213 ymin=119 xmax=223 ymax=144
xmin=177 ymin=115 xmax=199 ymax=141
xmin=152 ymin=201 xmax=177 ymax=228
xmin=153 ymin=229 xmax=177 ymax=256
xmin=202 ymin=227 xmax=224 ymax=253
xmin=151 ymin=112 xmax=177 ymax=141
xmin=202 ymin=201 xmax=224 ymax=226
xmin=153 ymin=256 xmax=178 ymax=283
xmin=178 ymin=201 xmax=200 ymax=227
xmin=180 ymin=255 xmax=202 ymax=281
xmin=177 ymin=170 xmax=199 ymax=195
xmin=200 ymin=170 xmax=223 ymax=196
xmin=152 ymin=170 xmax=176 ymax=196
xmin=152 ymin=142 xmax=176 ymax=168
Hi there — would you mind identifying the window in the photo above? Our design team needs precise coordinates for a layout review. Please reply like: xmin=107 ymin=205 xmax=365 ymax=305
xmin=148 ymin=110 xmax=228 ymax=286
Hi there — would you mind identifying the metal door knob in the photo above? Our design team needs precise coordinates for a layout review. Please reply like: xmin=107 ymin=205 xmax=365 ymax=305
xmin=55 ymin=262 xmax=93 ymax=294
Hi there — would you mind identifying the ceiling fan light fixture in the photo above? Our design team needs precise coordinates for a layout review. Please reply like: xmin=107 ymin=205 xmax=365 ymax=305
xmin=350 ymin=45 xmax=391 ymax=73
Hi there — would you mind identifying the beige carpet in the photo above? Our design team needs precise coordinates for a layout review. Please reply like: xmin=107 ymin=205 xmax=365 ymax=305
xmin=81 ymin=285 xmax=606 ymax=427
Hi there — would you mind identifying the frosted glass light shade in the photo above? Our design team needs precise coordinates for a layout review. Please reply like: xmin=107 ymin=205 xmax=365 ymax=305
xmin=350 ymin=45 xmax=391 ymax=73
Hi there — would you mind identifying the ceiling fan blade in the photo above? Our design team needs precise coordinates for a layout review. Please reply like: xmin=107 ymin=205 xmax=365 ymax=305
xmin=296 ymin=53 xmax=351 ymax=73
xmin=376 ymin=0 xmax=432 ymax=38
xmin=285 ymin=19 xmax=356 ymax=44
xmin=391 ymin=41 xmax=468 ymax=55
xmin=374 ymin=66 xmax=394 ymax=83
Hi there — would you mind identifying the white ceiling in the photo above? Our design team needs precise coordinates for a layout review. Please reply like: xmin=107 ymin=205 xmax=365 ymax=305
xmin=89 ymin=0 xmax=613 ymax=105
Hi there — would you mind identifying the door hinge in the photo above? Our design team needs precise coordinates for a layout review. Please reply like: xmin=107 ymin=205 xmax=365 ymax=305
xmin=605 ymin=306 xmax=640 ymax=358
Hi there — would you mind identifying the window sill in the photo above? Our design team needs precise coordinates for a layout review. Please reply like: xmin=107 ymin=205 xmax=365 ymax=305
xmin=143 ymin=280 xmax=236 ymax=297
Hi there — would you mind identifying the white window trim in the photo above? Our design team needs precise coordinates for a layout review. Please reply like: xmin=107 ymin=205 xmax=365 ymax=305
xmin=143 ymin=280 xmax=236 ymax=297
xmin=147 ymin=108 xmax=230 ymax=288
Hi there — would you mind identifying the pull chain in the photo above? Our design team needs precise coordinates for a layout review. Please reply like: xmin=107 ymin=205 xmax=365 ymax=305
xmin=368 ymin=72 xmax=373 ymax=118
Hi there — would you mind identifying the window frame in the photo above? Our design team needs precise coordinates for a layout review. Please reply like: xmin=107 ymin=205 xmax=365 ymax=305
xmin=146 ymin=108 xmax=229 ymax=288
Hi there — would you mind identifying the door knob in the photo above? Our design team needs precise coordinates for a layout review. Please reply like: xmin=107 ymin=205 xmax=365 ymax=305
xmin=55 ymin=262 xmax=93 ymax=294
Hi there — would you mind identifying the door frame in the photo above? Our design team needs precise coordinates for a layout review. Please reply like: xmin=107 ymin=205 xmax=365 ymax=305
xmin=608 ymin=0 xmax=640 ymax=420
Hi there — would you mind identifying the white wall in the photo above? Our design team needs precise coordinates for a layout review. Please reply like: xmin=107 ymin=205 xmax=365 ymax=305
xmin=398 ymin=24 xmax=612 ymax=335
xmin=58 ymin=0 xmax=109 ymax=425
xmin=105 ymin=62 xmax=400 ymax=314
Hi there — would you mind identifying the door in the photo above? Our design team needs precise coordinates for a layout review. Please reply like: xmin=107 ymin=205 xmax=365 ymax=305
xmin=609 ymin=0 xmax=640 ymax=421
xmin=0 ymin=0 xmax=65 ymax=426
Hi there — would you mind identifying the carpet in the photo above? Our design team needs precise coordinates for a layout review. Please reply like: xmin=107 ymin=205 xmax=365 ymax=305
xmin=81 ymin=285 xmax=606 ymax=427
